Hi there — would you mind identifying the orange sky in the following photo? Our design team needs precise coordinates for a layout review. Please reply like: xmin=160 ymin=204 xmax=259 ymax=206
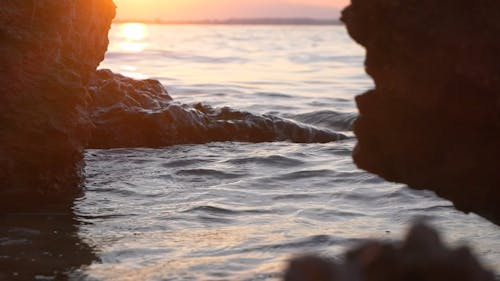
xmin=113 ymin=0 xmax=348 ymax=20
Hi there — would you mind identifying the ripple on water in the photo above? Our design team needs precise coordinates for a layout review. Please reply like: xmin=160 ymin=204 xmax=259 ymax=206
xmin=175 ymin=169 xmax=244 ymax=179
xmin=225 ymin=155 xmax=304 ymax=166
xmin=183 ymin=205 xmax=271 ymax=216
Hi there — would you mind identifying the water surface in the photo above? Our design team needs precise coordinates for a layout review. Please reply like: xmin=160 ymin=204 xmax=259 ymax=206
xmin=72 ymin=24 xmax=500 ymax=280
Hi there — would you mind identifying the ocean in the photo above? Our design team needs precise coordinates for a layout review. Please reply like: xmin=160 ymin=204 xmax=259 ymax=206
xmin=62 ymin=23 xmax=499 ymax=280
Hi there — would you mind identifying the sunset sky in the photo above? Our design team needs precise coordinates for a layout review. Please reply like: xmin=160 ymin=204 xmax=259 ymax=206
xmin=113 ymin=0 xmax=348 ymax=21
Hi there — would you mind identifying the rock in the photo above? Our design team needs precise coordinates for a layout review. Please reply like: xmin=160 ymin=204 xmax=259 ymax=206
xmin=284 ymin=224 xmax=496 ymax=281
xmin=341 ymin=0 xmax=500 ymax=224
xmin=88 ymin=69 xmax=345 ymax=148
xmin=0 ymin=0 xmax=115 ymax=210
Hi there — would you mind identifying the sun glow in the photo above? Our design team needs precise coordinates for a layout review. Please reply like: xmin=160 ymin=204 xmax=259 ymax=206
xmin=118 ymin=23 xmax=149 ymax=53
xmin=122 ymin=22 xmax=149 ymax=41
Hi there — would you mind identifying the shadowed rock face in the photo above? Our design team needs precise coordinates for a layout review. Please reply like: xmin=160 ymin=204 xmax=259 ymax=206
xmin=284 ymin=224 xmax=496 ymax=281
xmin=88 ymin=69 xmax=345 ymax=148
xmin=341 ymin=0 xmax=500 ymax=224
xmin=0 ymin=0 xmax=116 ymax=210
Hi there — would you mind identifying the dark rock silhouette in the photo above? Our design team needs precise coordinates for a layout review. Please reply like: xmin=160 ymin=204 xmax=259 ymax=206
xmin=0 ymin=0 xmax=115 ymax=210
xmin=284 ymin=224 xmax=496 ymax=281
xmin=341 ymin=0 xmax=500 ymax=224
xmin=88 ymin=69 xmax=345 ymax=148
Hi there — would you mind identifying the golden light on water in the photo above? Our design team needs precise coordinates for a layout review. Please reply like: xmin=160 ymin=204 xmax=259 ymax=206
xmin=119 ymin=23 xmax=149 ymax=53
xmin=122 ymin=23 xmax=148 ymax=41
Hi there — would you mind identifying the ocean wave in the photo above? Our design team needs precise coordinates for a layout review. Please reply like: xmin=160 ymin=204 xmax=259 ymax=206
xmin=286 ymin=110 xmax=357 ymax=132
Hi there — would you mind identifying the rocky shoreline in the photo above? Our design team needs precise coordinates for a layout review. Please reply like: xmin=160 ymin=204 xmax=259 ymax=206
xmin=0 ymin=1 xmax=343 ymax=210
xmin=3 ymin=0 xmax=497 ymax=224
xmin=0 ymin=0 xmax=498 ymax=280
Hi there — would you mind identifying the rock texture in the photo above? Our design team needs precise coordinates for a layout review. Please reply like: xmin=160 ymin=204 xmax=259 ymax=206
xmin=341 ymin=0 xmax=500 ymax=223
xmin=284 ymin=224 xmax=496 ymax=281
xmin=88 ymin=69 xmax=344 ymax=148
xmin=0 ymin=0 xmax=115 ymax=210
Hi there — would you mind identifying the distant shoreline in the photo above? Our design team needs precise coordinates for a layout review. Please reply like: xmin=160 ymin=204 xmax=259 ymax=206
xmin=113 ymin=18 xmax=342 ymax=26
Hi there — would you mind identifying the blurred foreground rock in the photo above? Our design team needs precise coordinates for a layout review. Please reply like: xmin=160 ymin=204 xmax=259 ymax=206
xmin=284 ymin=224 xmax=496 ymax=281
xmin=342 ymin=0 xmax=500 ymax=224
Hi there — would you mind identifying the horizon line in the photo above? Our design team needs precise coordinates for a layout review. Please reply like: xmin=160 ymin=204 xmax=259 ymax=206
xmin=113 ymin=17 xmax=342 ymax=26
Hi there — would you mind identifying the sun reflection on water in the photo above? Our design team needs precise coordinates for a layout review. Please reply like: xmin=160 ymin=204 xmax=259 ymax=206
xmin=118 ymin=23 xmax=149 ymax=53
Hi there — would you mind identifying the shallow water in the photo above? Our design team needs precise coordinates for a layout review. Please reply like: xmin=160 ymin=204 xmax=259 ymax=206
xmin=14 ymin=24 xmax=500 ymax=280
xmin=79 ymin=141 xmax=500 ymax=280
